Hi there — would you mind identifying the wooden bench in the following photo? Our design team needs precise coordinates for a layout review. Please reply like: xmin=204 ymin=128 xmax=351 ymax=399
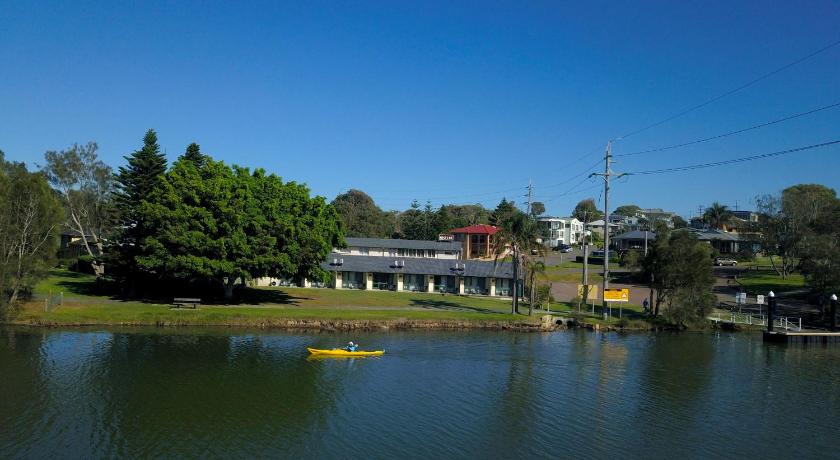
xmin=172 ymin=297 xmax=201 ymax=309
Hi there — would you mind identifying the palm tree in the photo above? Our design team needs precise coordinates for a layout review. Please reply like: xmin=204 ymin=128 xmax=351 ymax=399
xmin=525 ymin=259 xmax=546 ymax=316
xmin=494 ymin=212 xmax=543 ymax=314
xmin=703 ymin=202 xmax=732 ymax=230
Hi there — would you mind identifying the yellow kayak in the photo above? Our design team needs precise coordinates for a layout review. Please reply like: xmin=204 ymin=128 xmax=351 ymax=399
xmin=307 ymin=347 xmax=384 ymax=357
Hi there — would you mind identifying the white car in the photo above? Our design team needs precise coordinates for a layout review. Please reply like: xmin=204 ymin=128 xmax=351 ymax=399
xmin=715 ymin=258 xmax=738 ymax=266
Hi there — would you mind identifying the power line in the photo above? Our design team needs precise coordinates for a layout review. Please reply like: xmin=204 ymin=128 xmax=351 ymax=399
xmin=616 ymin=100 xmax=840 ymax=157
xmin=616 ymin=38 xmax=840 ymax=141
xmin=625 ymin=140 xmax=840 ymax=175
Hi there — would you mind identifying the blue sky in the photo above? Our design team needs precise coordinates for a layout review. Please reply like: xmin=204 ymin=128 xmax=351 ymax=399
xmin=1 ymin=0 xmax=839 ymax=218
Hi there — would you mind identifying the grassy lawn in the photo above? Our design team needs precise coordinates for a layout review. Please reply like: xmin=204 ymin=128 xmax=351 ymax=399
xmin=735 ymin=270 xmax=806 ymax=295
xmin=12 ymin=269 xmax=533 ymax=327
xmin=543 ymin=271 xmax=604 ymax=284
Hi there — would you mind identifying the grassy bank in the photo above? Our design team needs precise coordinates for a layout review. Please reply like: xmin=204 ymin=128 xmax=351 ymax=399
xmin=10 ymin=270 xmax=537 ymax=328
xmin=735 ymin=270 xmax=805 ymax=295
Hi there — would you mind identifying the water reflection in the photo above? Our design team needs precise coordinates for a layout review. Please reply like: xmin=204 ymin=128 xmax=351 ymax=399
xmin=1 ymin=328 xmax=839 ymax=459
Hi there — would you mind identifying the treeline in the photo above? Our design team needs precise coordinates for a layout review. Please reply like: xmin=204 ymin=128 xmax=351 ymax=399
xmin=0 ymin=152 xmax=64 ymax=314
xmin=1 ymin=130 xmax=344 ymax=308
xmin=331 ymin=190 xmax=536 ymax=239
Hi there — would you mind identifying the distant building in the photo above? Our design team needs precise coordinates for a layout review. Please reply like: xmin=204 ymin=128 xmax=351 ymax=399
xmin=586 ymin=219 xmax=620 ymax=237
xmin=731 ymin=210 xmax=759 ymax=223
xmin=611 ymin=229 xmax=657 ymax=251
xmin=538 ymin=216 xmax=584 ymax=247
xmin=612 ymin=228 xmax=742 ymax=254
xmin=59 ymin=230 xmax=100 ymax=259
xmin=688 ymin=228 xmax=742 ymax=254
xmin=449 ymin=224 xmax=499 ymax=260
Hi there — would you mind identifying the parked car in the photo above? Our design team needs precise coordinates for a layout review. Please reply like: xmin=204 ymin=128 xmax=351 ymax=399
xmin=554 ymin=244 xmax=573 ymax=253
xmin=591 ymin=250 xmax=605 ymax=258
xmin=715 ymin=258 xmax=738 ymax=266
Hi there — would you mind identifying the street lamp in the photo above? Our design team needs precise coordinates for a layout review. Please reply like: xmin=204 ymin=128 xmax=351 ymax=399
xmin=767 ymin=291 xmax=776 ymax=332
xmin=830 ymin=294 xmax=838 ymax=332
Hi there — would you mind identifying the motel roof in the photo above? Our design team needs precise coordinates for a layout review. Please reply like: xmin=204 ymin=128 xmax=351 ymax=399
xmin=344 ymin=237 xmax=462 ymax=252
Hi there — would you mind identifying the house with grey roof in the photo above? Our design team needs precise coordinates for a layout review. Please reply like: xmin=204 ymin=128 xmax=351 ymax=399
xmin=611 ymin=228 xmax=742 ymax=254
xmin=611 ymin=229 xmax=657 ymax=251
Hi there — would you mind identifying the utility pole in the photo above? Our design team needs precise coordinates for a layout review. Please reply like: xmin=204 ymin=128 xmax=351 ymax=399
xmin=581 ymin=211 xmax=589 ymax=313
xmin=590 ymin=140 xmax=625 ymax=316
xmin=526 ymin=179 xmax=533 ymax=215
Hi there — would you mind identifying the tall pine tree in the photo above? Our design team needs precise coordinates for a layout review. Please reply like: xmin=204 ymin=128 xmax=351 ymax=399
xmin=110 ymin=129 xmax=167 ymax=294
xmin=181 ymin=142 xmax=206 ymax=167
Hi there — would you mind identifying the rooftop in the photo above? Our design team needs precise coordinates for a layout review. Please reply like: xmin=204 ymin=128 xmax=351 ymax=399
xmin=613 ymin=230 xmax=657 ymax=240
xmin=449 ymin=224 xmax=499 ymax=235
xmin=344 ymin=237 xmax=462 ymax=252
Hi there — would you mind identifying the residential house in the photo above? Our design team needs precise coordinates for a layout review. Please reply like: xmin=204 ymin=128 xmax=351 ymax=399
xmin=638 ymin=208 xmax=677 ymax=228
xmin=689 ymin=228 xmax=742 ymax=254
xmin=611 ymin=229 xmax=657 ymax=251
xmin=586 ymin=219 xmax=620 ymax=237
xmin=538 ymin=216 xmax=584 ymax=247
xmin=59 ymin=230 xmax=101 ymax=259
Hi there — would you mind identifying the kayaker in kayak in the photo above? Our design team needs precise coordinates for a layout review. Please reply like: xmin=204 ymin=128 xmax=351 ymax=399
xmin=344 ymin=341 xmax=358 ymax=352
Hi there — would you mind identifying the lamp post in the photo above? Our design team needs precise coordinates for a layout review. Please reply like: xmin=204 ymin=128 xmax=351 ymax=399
xmin=830 ymin=294 xmax=838 ymax=332
xmin=767 ymin=291 xmax=776 ymax=332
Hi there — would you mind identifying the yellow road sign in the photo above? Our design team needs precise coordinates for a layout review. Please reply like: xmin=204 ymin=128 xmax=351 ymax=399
xmin=604 ymin=288 xmax=630 ymax=302
xmin=577 ymin=284 xmax=599 ymax=300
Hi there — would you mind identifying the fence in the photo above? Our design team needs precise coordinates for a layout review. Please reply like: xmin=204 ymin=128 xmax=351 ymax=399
xmin=711 ymin=311 xmax=802 ymax=331
xmin=43 ymin=291 xmax=63 ymax=312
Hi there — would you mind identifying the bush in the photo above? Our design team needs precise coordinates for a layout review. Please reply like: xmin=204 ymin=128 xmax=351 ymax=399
xmin=621 ymin=249 xmax=642 ymax=268
xmin=734 ymin=248 xmax=757 ymax=262
xmin=70 ymin=255 xmax=96 ymax=274
xmin=536 ymin=284 xmax=554 ymax=306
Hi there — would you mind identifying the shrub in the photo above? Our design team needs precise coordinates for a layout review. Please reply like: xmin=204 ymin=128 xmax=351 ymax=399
xmin=70 ymin=255 xmax=96 ymax=274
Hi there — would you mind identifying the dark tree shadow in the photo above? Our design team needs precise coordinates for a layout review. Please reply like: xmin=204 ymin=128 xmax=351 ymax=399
xmin=51 ymin=270 xmax=121 ymax=297
xmin=232 ymin=287 xmax=310 ymax=306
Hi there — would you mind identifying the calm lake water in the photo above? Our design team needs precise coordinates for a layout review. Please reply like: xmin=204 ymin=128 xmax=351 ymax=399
xmin=1 ymin=327 xmax=838 ymax=459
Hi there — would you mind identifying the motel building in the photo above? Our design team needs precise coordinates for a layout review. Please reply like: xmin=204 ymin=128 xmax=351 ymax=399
xmin=254 ymin=237 xmax=520 ymax=297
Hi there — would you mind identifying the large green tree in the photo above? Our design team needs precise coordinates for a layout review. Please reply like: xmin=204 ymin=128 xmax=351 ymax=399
xmin=0 ymin=154 xmax=63 ymax=310
xmin=331 ymin=189 xmax=394 ymax=238
xmin=139 ymin=158 xmax=343 ymax=301
xmin=490 ymin=198 xmax=517 ymax=226
xmin=110 ymin=130 xmax=168 ymax=292
xmin=614 ymin=204 xmax=641 ymax=217
xmin=755 ymin=184 xmax=839 ymax=279
xmin=572 ymin=198 xmax=603 ymax=222
xmin=400 ymin=200 xmax=438 ymax=240
xmin=43 ymin=142 xmax=114 ymax=276
xmin=530 ymin=201 xmax=546 ymax=217
xmin=182 ymin=142 xmax=207 ymax=167
xmin=435 ymin=204 xmax=490 ymax=230
xmin=642 ymin=228 xmax=716 ymax=325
